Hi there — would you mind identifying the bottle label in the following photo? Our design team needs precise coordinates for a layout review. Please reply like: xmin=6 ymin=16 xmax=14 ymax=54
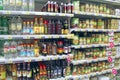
xmin=3 ymin=0 xmax=9 ymax=5
xmin=17 ymin=23 xmax=22 ymax=31
xmin=64 ymin=47 xmax=68 ymax=53
xmin=23 ymin=71 xmax=27 ymax=77
xmin=30 ymin=28 xmax=34 ymax=34
xmin=16 ymin=0 xmax=22 ymax=6
xmin=12 ymin=71 xmax=17 ymax=76
xmin=34 ymin=48 xmax=39 ymax=56
xmin=10 ymin=23 xmax=16 ymax=31
xmin=10 ymin=0 xmax=15 ymax=6
xmin=4 ymin=47 xmax=9 ymax=53
xmin=1 ymin=72 xmax=6 ymax=79
xmin=17 ymin=71 xmax=21 ymax=77
xmin=27 ymin=71 xmax=32 ymax=77
xmin=34 ymin=27 xmax=40 ymax=34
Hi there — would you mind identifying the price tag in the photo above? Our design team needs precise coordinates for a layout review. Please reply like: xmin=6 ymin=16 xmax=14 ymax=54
xmin=6 ymin=11 xmax=11 ymax=14
xmin=109 ymin=37 xmax=114 ymax=42
xmin=108 ymin=56 xmax=113 ymax=62
xmin=109 ymin=42 xmax=114 ymax=48
xmin=108 ymin=31 xmax=114 ymax=36
xmin=110 ymin=63 xmax=114 ymax=68
xmin=34 ymin=27 xmax=40 ymax=34
xmin=106 ymin=51 xmax=112 ymax=56
xmin=112 ymin=69 xmax=118 ymax=75
xmin=26 ymin=11 xmax=30 ymax=15
xmin=8 ymin=36 xmax=12 ymax=39
xmin=26 ymin=36 xmax=30 ymax=39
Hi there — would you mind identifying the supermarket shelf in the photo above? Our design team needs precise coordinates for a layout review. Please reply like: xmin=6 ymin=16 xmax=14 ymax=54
xmin=66 ymin=69 xmax=112 ymax=79
xmin=71 ymin=44 xmax=109 ymax=49
xmin=71 ymin=56 xmax=120 ymax=65
xmin=70 ymin=28 xmax=120 ymax=32
xmin=0 ymin=10 xmax=74 ymax=17
xmin=0 ymin=54 xmax=73 ymax=64
xmin=0 ymin=34 xmax=74 ymax=39
xmin=74 ymin=12 xmax=120 ymax=19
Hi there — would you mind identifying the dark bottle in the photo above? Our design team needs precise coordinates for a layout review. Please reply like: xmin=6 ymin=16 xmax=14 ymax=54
xmin=17 ymin=63 xmax=22 ymax=80
xmin=58 ymin=3 xmax=64 ymax=13
xmin=53 ymin=2 xmax=58 ymax=13
xmin=42 ymin=40 xmax=47 ymax=56
xmin=52 ymin=41 xmax=57 ymax=55
xmin=64 ymin=20 xmax=69 ymax=34
xmin=52 ymin=20 xmax=56 ymax=34
xmin=50 ymin=64 xmax=54 ymax=79
xmin=53 ymin=65 xmax=58 ymax=79
xmin=27 ymin=63 xmax=32 ymax=80
xmin=64 ymin=39 xmax=69 ymax=55
xmin=68 ymin=39 xmax=71 ymax=54
xmin=56 ymin=60 xmax=62 ymax=78
xmin=63 ymin=4 xmax=67 ymax=13
xmin=32 ymin=65 xmax=37 ymax=80
xmin=46 ymin=63 xmax=51 ymax=79
xmin=50 ymin=1 xmax=54 ymax=12
xmin=57 ymin=40 xmax=64 ymax=55
xmin=22 ymin=63 xmax=27 ymax=80
xmin=35 ymin=64 xmax=40 ymax=80
xmin=56 ymin=20 xmax=62 ymax=34
xmin=62 ymin=60 xmax=67 ymax=77
xmin=48 ymin=20 xmax=51 ymax=34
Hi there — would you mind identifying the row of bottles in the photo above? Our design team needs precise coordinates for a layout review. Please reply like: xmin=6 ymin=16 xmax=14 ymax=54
xmin=0 ymin=59 xmax=70 ymax=80
xmin=1 ymin=39 xmax=71 ymax=58
xmin=0 ymin=16 xmax=69 ymax=35
xmin=0 ymin=0 xmax=35 ymax=11
xmin=42 ymin=1 xmax=74 ymax=13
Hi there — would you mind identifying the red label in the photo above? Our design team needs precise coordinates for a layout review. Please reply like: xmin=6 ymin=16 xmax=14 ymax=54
xmin=108 ymin=56 xmax=113 ymax=62
xmin=112 ymin=69 xmax=117 ymax=75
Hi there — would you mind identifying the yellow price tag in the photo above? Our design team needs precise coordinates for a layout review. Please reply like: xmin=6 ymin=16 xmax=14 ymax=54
xmin=6 ymin=11 xmax=11 ymax=14
xmin=8 ymin=36 xmax=12 ymax=39
xmin=48 ymin=57 xmax=50 ymax=60
xmin=34 ymin=27 xmax=40 ymax=34
xmin=9 ymin=60 xmax=12 ymax=63
xmin=27 ymin=36 xmax=30 ymax=39
xmin=26 ymin=12 xmax=30 ymax=15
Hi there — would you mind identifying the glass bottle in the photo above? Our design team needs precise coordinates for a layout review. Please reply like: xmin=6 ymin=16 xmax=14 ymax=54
xmin=39 ymin=18 xmax=44 ymax=34
xmin=16 ymin=16 xmax=22 ymax=35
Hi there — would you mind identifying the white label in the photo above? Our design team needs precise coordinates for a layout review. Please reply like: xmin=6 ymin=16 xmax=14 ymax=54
xmin=64 ymin=47 xmax=68 ymax=53
xmin=10 ymin=23 xmax=16 ymax=31
xmin=17 ymin=23 xmax=22 ymax=31
xmin=10 ymin=0 xmax=15 ymax=6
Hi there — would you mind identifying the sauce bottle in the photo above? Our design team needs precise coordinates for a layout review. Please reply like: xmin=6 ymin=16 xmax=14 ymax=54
xmin=64 ymin=39 xmax=69 ymax=55
xmin=48 ymin=20 xmax=52 ymax=34
xmin=52 ymin=41 xmax=57 ymax=55
xmin=56 ymin=20 xmax=62 ymax=34
xmin=39 ymin=18 xmax=44 ymax=34
xmin=34 ymin=18 xmax=39 ymax=34
xmin=22 ymin=63 xmax=27 ymax=80
xmin=17 ymin=63 xmax=22 ymax=80
xmin=64 ymin=20 xmax=69 ymax=34
xmin=34 ymin=40 xmax=39 ymax=57
xmin=44 ymin=20 xmax=48 ymax=34
xmin=27 ymin=63 xmax=32 ymax=80
xmin=12 ymin=64 xmax=17 ymax=80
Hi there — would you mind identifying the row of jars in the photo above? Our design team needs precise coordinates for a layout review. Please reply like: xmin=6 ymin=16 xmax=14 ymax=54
xmin=73 ymin=33 xmax=109 ymax=45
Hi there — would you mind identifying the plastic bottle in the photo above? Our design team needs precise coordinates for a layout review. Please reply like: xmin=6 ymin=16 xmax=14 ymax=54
xmin=9 ymin=0 xmax=16 ymax=10
xmin=30 ymin=21 xmax=34 ymax=34
xmin=22 ymin=22 xmax=27 ymax=34
xmin=2 ymin=16 xmax=8 ymax=34
xmin=4 ymin=40 xmax=10 ymax=58
xmin=16 ymin=16 xmax=22 ymax=35
xmin=3 ymin=0 xmax=9 ymax=10
xmin=0 ymin=0 xmax=3 ymax=10
xmin=26 ymin=21 xmax=30 ymax=34
xmin=22 ymin=0 xmax=28 ymax=11
xmin=29 ymin=0 xmax=35 ymax=11
xmin=10 ymin=40 xmax=18 ymax=58
xmin=17 ymin=40 xmax=23 ymax=57
xmin=16 ymin=0 xmax=22 ymax=11
xmin=10 ymin=17 xmax=16 ymax=35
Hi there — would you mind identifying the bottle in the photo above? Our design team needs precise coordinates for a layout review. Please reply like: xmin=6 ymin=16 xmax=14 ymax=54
xmin=3 ymin=0 xmax=9 ymax=10
xmin=27 ymin=44 xmax=31 ymax=57
xmin=34 ymin=40 xmax=39 ymax=57
xmin=54 ymin=2 xmax=58 ymax=13
xmin=2 ymin=16 xmax=8 ymax=34
xmin=30 ymin=44 xmax=34 ymax=57
xmin=56 ymin=20 xmax=62 ymax=34
xmin=52 ymin=20 xmax=55 ymax=34
xmin=52 ymin=41 xmax=57 ymax=55
xmin=29 ymin=0 xmax=35 ymax=11
xmin=68 ymin=39 xmax=71 ymax=54
xmin=64 ymin=20 xmax=69 ymax=34
xmin=9 ymin=0 xmax=16 ymax=10
xmin=0 ymin=16 xmax=2 ymax=34
xmin=39 ymin=18 xmax=44 ymax=34
xmin=27 ymin=63 xmax=32 ymax=80
xmin=63 ymin=4 xmax=67 ymax=13
xmin=22 ymin=63 xmax=27 ymax=80
xmin=59 ymin=3 xmax=63 ymax=13
xmin=10 ymin=17 xmax=16 ymax=35
xmin=22 ymin=22 xmax=27 ymax=34
xmin=0 ymin=64 xmax=6 ymax=80
xmin=50 ymin=1 xmax=54 ymax=12
xmin=47 ymin=40 xmax=51 ymax=55
xmin=12 ymin=64 xmax=17 ymax=80
xmin=44 ymin=20 xmax=48 ymax=34
xmin=0 ymin=0 xmax=3 ymax=10
xmin=48 ymin=20 xmax=52 ymax=34
xmin=16 ymin=16 xmax=22 ymax=35
xmin=47 ymin=1 xmax=51 ymax=12
xmin=10 ymin=40 xmax=18 ymax=58
xmin=17 ymin=40 xmax=23 ymax=57
xmin=16 ymin=0 xmax=22 ymax=11
xmin=17 ymin=63 xmax=22 ymax=80
xmin=4 ymin=40 xmax=10 ymax=58
xmin=57 ymin=40 xmax=64 ymax=55
xmin=46 ymin=63 xmax=51 ymax=79
xmin=30 ymin=21 xmax=34 ymax=35
xmin=42 ymin=40 xmax=47 ymax=56
xmin=64 ymin=39 xmax=69 ymax=55
xmin=26 ymin=21 xmax=30 ymax=34
xmin=22 ymin=0 xmax=28 ymax=11
xmin=34 ymin=18 xmax=39 ymax=34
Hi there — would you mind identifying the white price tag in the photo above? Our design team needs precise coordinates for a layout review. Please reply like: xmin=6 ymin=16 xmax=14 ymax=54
xmin=109 ymin=37 xmax=114 ymax=42
xmin=108 ymin=31 xmax=114 ymax=36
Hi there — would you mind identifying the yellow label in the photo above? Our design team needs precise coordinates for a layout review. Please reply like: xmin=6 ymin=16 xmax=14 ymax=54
xmin=40 ymin=26 xmax=44 ymax=34
xmin=34 ymin=27 xmax=40 ymax=34
xmin=1 ymin=72 xmax=6 ymax=79
xmin=34 ymin=48 xmax=39 ymax=57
